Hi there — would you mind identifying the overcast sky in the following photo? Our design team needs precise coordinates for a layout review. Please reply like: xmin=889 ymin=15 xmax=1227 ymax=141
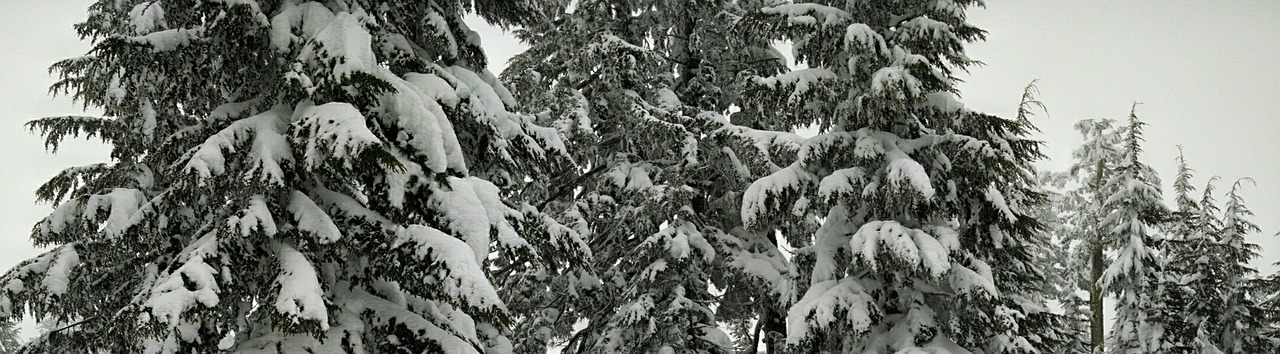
xmin=1 ymin=0 xmax=1277 ymax=340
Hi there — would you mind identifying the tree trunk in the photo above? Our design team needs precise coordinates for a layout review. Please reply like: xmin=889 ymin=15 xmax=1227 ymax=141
xmin=1090 ymin=241 xmax=1104 ymax=352
xmin=762 ymin=304 xmax=786 ymax=353
xmin=1089 ymin=159 xmax=1107 ymax=353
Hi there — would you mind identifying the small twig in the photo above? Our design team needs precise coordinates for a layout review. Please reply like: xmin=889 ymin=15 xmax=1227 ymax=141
xmin=51 ymin=316 xmax=99 ymax=334
xmin=536 ymin=164 xmax=610 ymax=211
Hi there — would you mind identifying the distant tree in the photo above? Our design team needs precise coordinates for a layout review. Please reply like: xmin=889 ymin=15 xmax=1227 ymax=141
xmin=1036 ymin=170 xmax=1092 ymax=354
xmin=1 ymin=1 xmax=575 ymax=352
xmin=1155 ymin=150 xmax=1277 ymax=353
xmin=1156 ymin=148 xmax=1220 ymax=352
xmin=1210 ymin=179 xmax=1273 ymax=352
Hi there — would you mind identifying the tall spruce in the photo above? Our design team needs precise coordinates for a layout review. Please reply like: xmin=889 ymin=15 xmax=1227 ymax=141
xmin=1158 ymin=149 xmax=1218 ymax=352
xmin=1100 ymin=105 xmax=1172 ymax=353
xmin=2 ymin=1 xmax=577 ymax=352
xmin=735 ymin=2 xmax=1064 ymax=352
xmin=501 ymin=0 xmax=792 ymax=352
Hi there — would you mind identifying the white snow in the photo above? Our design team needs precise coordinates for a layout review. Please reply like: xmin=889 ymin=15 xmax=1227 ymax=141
xmin=844 ymin=23 xmax=888 ymax=55
xmin=85 ymin=188 xmax=147 ymax=237
xmin=949 ymin=263 xmax=999 ymax=297
xmin=869 ymin=66 xmax=923 ymax=99
xmin=742 ymin=164 xmax=812 ymax=227
xmin=272 ymin=242 xmax=330 ymax=330
xmin=393 ymin=225 xmax=505 ymax=312
xmin=129 ymin=2 xmax=166 ymax=35
xmin=144 ymin=232 xmax=221 ymax=325
xmin=786 ymin=277 xmax=876 ymax=345
xmin=185 ymin=105 xmax=293 ymax=185
xmin=291 ymin=101 xmax=382 ymax=171
xmin=752 ymin=68 xmax=837 ymax=104
xmin=849 ymin=221 xmax=953 ymax=277
xmin=885 ymin=149 xmax=936 ymax=198
xmin=287 ymin=190 xmax=342 ymax=243
xmin=983 ymin=185 xmax=1018 ymax=222
xmin=818 ymin=167 xmax=867 ymax=199
xmin=228 ymin=195 xmax=278 ymax=236
xmin=268 ymin=1 xmax=335 ymax=52
xmin=436 ymin=177 xmax=494 ymax=263
xmin=378 ymin=74 xmax=453 ymax=173
xmin=761 ymin=4 xmax=852 ymax=27
xmin=41 ymin=245 xmax=80 ymax=296
xmin=300 ymin=11 xmax=375 ymax=80
xmin=811 ymin=205 xmax=855 ymax=284
xmin=129 ymin=28 xmax=203 ymax=52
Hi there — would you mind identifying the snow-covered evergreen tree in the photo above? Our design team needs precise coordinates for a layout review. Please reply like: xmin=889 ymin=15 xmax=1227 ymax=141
xmin=1155 ymin=148 xmax=1218 ymax=352
xmin=1100 ymin=106 xmax=1173 ymax=353
xmin=3 ymin=1 xmax=576 ymax=352
xmin=1062 ymin=117 xmax=1124 ymax=352
xmin=501 ymin=1 xmax=792 ymax=352
xmin=1162 ymin=170 xmax=1276 ymax=353
xmin=1035 ymin=170 xmax=1091 ymax=354
xmin=735 ymin=2 xmax=1065 ymax=352
xmin=1209 ymin=178 xmax=1273 ymax=352
xmin=1263 ymin=267 xmax=1280 ymax=351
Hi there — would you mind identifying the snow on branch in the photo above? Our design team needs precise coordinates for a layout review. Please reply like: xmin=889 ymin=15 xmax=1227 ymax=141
xmin=392 ymin=225 xmax=505 ymax=314
xmin=142 ymin=232 xmax=221 ymax=326
xmin=786 ymin=277 xmax=878 ymax=346
xmin=184 ymin=106 xmax=293 ymax=186
xmin=272 ymin=242 xmax=329 ymax=331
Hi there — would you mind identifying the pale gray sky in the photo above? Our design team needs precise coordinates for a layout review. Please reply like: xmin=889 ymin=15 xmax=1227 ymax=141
xmin=2 ymin=0 xmax=1277 ymax=340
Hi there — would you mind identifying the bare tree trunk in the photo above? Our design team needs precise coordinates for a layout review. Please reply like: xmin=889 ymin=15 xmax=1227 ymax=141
xmin=1089 ymin=159 xmax=1107 ymax=353
xmin=1090 ymin=241 xmax=1104 ymax=352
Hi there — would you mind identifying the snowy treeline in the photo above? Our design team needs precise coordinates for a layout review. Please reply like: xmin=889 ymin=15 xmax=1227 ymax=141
xmin=1044 ymin=106 xmax=1280 ymax=353
xmin=2 ymin=0 xmax=1278 ymax=353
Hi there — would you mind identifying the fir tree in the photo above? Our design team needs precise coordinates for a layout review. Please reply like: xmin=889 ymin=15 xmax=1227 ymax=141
xmin=1100 ymin=105 xmax=1172 ymax=353
xmin=3 ymin=1 xmax=574 ymax=352
xmin=1211 ymin=178 xmax=1272 ymax=352
xmin=735 ymin=2 xmax=1063 ymax=352
xmin=1157 ymin=149 xmax=1218 ymax=352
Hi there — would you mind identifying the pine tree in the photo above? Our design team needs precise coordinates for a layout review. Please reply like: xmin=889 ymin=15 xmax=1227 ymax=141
xmin=2 ymin=1 xmax=573 ymax=352
xmin=735 ymin=2 xmax=1063 ymax=352
xmin=1062 ymin=116 xmax=1125 ymax=353
xmin=1156 ymin=149 xmax=1218 ymax=352
xmin=501 ymin=1 xmax=790 ymax=352
xmin=1211 ymin=178 xmax=1272 ymax=352
xmin=1100 ymin=105 xmax=1172 ymax=353
xmin=1158 ymin=151 xmax=1277 ymax=352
